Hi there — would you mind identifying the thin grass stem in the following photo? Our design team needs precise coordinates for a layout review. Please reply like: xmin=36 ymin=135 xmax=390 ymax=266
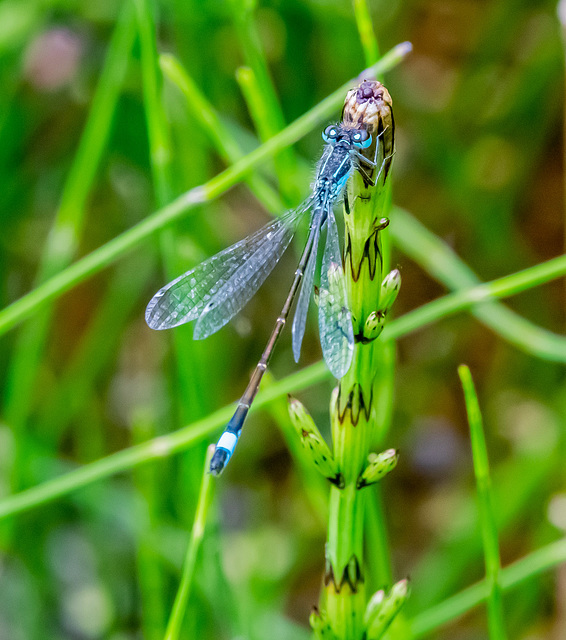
xmin=164 ymin=446 xmax=215 ymax=640
xmin=409 ymin=536 xmax=566 ymax=638
xmin=134 ymin=0 xmax=180 ymax=633
xmin=135 ymin=0 xmax=174 ymax=205
xmin=383 ymin=252 xmax=566 ymax=343
xmin=352 ymin=0 xmax=380 ymax=72
xmin=2 ymin=251 xmax=566 ymax=519
xmin=46 ymin=0 xmax=138 ymax=267
xmin=132 ymin=409 xmax=168 ymax=640
xmin=458 ymin=365 xmax=507 ymax=640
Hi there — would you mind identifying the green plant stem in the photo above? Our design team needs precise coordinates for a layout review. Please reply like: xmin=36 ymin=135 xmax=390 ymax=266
xmin=409 ymin=536 xmax=566 ymax=638
xmin=164 ymin=446 xmax=215 ymax=640
xmin=135 ymin=0 xmax=174 ymax=206
xmin=134 ymin=0 xmax=178 ymax=634
xmin=324 ymin=82 xmax=395 ymax=640
xmin=364 ymin=489 xmax=393 ymax=588
xmin=132 ymin=409 xmax=168 ymax=640
xmin=136 ymin=0 xmax=208 ymax=424
xmin=458 ymin=365 xmax=507 ymax=640
xmin=0 ymin=42 xmax=411 ymax=338
xmin=352 ymin=0 xmax=380 ymax=72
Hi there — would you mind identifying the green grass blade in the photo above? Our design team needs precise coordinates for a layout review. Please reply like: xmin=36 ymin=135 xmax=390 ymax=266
xmin=0 ymin=360 xmax=329 ymax=520
xmin=3 ymin=0 xmax=137 ymax=405
xmin=2 ymin=0 xmax=137 ymax=497
xmin=391 ymin=206 xmax=566 ymax=361
xmin=458 ymin=365 xmax=507 ymax=640
xmin=135 ymin=0 xmax=173 ymax=206
xmin=164 ymin=446 xmax=215 ymax=640
xmin=229 ymin=0 xmax=299 ymax=202
xmin=132 ymin=409 xmax=168 ymax=640
xmin=134 ymin=0 xmax=182 ymax=633
xmin=44 ymin=0 xmax=138 ymax=271
xmin=409 ymin=537 xmax=566 ymax=638
xmin=409 ymin=447 xmax=556 ymax=613
xmin=383 ymin=252 xmax=566 ymax=346
xmin=159 ymin=54 xmax=242 ymax=166
xmin=352 ymin=0 xmax=380 ymax=71
xmin=136 ymin=0 xmax=208 ymax=422
xmin=0 ymin=42 xmax=411 ymax=337
xmin=160 ymin=53 xmax=283 ymax=214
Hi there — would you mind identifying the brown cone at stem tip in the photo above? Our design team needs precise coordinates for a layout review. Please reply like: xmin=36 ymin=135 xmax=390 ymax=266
xmin=342 ymin=80 xmax=395 ymax=184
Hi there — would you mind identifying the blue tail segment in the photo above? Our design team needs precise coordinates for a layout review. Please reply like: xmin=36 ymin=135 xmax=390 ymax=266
xmin=209 ymin=405 xmax=249 ymax=475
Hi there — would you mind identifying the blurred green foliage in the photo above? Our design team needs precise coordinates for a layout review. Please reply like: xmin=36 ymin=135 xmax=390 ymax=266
xmin=0 ymin=0 xmax=565 ymax=639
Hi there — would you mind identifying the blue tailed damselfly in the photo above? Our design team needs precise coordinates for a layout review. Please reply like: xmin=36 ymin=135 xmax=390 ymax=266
xmin=146 ymin=123 xmax=383 ymax=475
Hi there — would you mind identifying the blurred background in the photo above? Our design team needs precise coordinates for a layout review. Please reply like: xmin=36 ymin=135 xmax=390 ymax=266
xmin=0 ymin=0 xmax=565 ymax=638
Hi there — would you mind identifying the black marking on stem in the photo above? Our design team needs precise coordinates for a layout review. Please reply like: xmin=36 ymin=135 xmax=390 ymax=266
xmin=379 ymin=111 xmax=395 ymax=183
xmin=353 ymin=331 xmax=377 ymax=345
xmin=336 ymin=383 xmax=373 ymax=426
xmin=324 ymin=554 xmax=364 ymax=593
xmin=344 ymin=228 xmax=382 ymax=282
xmin=328 ymin=473 xmax=345 ymax=488
xmin=344 ymin=190 xmax=352 ymax=216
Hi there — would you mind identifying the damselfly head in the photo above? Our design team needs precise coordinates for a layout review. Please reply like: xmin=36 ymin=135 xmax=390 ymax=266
xmin=323 ymin=123 xmax=372 ymax=149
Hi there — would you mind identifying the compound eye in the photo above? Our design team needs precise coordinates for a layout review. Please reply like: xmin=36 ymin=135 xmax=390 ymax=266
xmin=322 ymin=125 xmax=339 ymax=143
xmin=352 ymin=129 xmax=372 ymax=149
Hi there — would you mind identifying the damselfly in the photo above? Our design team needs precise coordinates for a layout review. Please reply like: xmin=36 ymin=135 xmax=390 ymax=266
xmin=146 ymin=123 xmax=382 ymax=475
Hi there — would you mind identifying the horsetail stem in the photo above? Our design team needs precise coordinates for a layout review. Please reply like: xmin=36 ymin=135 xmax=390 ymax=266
xmin=296 ymin=81 xmax=408 ymax=640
